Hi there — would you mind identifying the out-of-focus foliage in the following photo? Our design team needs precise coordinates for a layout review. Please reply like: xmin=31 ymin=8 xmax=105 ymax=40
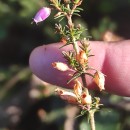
xmin=0 ymin=0 xmax=130 ymax=130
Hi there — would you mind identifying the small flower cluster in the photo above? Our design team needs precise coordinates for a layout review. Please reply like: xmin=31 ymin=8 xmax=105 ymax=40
xmin=55 ymin=80 xmax=92 ymax=108
xmin=53 ymin=61 xmax=105 ymax=110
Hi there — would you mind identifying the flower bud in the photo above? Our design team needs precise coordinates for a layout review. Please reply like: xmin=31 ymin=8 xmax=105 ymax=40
xmin=81 ymin=92 xmax=92 ymax=105
xmin=76 ymin=50 xmax=87 ymax=65
xmin=55 ymin=88 xmax=77 ymax=103
xmin=73 ymin=0 xmax=82 ymax=6
xmin=77 ymin=24 xmax=81 ymax=29
xmin=33 ymin=7 xmax=51 ymax=24
xmin=52 ymin=62 xmax=69 ymax=71
xmin=73 ymin=0 xmax=80 ymax=4
xmin=93 ymin=71 xmax=105 ymax=91
xmin=61 ymin=37 xmax=67 ymax=44
xmin=63 ymin=0 xmax=70 ymax=4
xmin=73 ymin=80 xmax=82 ymax=97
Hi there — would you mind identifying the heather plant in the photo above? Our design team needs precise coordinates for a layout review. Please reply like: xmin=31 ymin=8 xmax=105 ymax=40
xmin=32 ymin=1 xmax=106 ymax=130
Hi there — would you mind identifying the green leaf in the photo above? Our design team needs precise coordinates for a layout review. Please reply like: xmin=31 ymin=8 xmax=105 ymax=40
xmin=84 ymin=73 xmax=94 ymax=78
xmin=88 ymin=54 xmax=95 ymax=57
xmin=67 ymin=72 xmax=82 ymax=84
xmin=59 ymin=43 xmax=70 ymax=49
xmin=54 ymin=14 xmax=65 ymax=19
xmin=76 ymin=7 xmax=83 ymax=11
xmin=74 ymin=9 xmax=81 ymax=13
xmin=73 ymin=13 xmax=81 ymax=16
xmin=59 ymin=16 xmax=65 ymax=22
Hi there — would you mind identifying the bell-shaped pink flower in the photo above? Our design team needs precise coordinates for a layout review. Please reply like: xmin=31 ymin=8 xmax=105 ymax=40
xmin=33 ymin=7 xmax=51 ymax=24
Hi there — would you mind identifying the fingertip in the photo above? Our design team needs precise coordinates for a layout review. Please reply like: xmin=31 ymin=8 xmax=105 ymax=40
xmin=29 ymin=44 xmax=75 ymax=88
xmin=29 ymin=46 xmax=44 ymax=79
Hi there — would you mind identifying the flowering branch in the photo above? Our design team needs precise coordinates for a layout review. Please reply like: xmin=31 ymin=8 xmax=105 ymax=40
xmin=32 ymin=1 xmax=106 ymax=130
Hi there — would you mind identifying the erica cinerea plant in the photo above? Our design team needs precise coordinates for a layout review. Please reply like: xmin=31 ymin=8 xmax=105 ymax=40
xmin=32 ymin=0 xmax=105 ymax=130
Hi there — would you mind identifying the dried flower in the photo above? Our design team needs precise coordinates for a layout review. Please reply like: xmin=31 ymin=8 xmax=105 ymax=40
xmin=81 ymin=92 xmax=92 ymax=105
xmin=93 ymin=71 xmax=105 ymax=91
xmin=33 ymin=7 xmax=51 ymax=24
xmin=52 ymin=62 xmax=69 ymax=71
xmin=76 ymin=50 xmax=87 ymax=65
xmin=73 ymin=80 xmax=82 ymax=97
xmin=61 ymin=37 xmax=67 ymax=44
xmin=55 ymin=82 xmax=92 ymax=105
xmin=55 ymin=88 xmax=77 ymax=103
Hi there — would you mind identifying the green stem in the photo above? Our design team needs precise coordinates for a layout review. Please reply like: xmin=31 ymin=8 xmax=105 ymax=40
xmin=89 ymin=111 xmax=96 ymax=130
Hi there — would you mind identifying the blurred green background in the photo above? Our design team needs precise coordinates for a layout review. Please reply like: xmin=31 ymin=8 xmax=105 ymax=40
xmin=0 ymin=0 xmax=130 ymax=130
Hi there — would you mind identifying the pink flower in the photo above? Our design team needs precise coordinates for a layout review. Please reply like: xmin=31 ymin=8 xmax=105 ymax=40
xmin=33 ymin=7 xmax=51 ymax=24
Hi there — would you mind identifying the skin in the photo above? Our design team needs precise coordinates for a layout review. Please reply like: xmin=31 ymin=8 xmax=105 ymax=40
xmin=29 ymin=40 xmax=130 ymax=97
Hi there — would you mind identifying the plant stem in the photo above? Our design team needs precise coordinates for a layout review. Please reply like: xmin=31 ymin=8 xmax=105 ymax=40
xmin=66 ymin=5 xmax=96 ymax=130
xmin=89 ymin=111 xmax=96 ymax=130
xmin=81 ymin=73 xmax=87 ymax=88
xmin=66 ymin=14 xmax=79 ymax=54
